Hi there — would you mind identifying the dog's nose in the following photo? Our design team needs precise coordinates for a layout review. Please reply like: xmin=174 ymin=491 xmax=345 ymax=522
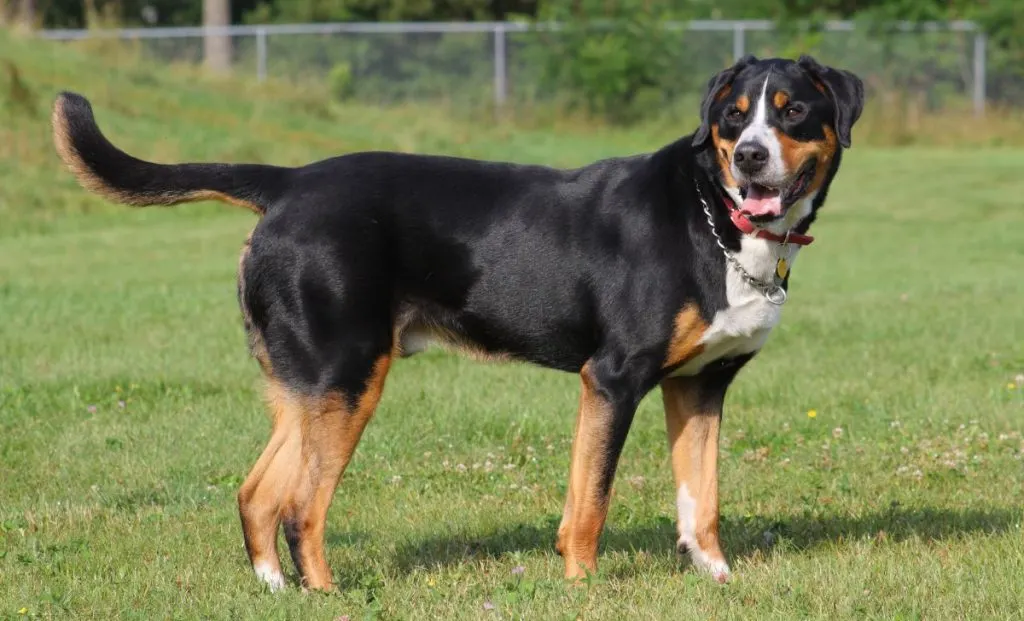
xmin=734 ymin=142 xmax=768 ymax=174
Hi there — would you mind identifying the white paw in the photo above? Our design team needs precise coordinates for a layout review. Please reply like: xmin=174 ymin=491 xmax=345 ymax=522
xmin=679 ymin=537 xmax=731 ymax=584
xmin=254 ymin=562 xmax=286 ymax=592
xmin=699 ymin=557 xmax=731 ymax=584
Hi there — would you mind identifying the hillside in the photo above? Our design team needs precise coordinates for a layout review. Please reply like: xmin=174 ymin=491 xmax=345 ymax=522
xmin=0 ymin=30 xmax=687 ymax=234
xmin=4 ymin=28 xmax=1024 ymax=234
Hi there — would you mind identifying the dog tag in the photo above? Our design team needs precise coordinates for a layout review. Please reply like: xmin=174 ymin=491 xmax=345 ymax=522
xmin=774 ymin=257 xmax=789 ymax=283
xmin=765 ymin=285 xmax=787 ymax=305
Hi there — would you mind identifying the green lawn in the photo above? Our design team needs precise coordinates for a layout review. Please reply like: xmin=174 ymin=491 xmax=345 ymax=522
xmin=2 ymin=31 xmax=1024 ymax=621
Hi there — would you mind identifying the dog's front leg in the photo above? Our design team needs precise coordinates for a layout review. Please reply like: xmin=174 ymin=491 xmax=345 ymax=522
xmin=556 ymin=355 xmax=653 ymax=580
xmin=661 ymin=375 xmax=731 ymax=583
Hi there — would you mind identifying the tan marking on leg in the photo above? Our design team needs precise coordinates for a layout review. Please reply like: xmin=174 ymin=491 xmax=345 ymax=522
xmin=774 ymin=125 xmax=838 ymax=194
xmin=773 ymin=90 xmax=790 ymax=109
xmin=662 ymin=377 xmax=729 ymax=582
xmin=555 ymin=401 xmax=582 ymax=557
xmin=663 ymin=306 xmax=708 ymax=370
xmin=559 ymin=363 xmax=616 ymax=579
xmin=711 ymin=124 xmax=739 ymax=190
xmin=283 ymin=355 xmax=392 ymax=590
xmin=238 ymin=378 xmax=303 ymax=589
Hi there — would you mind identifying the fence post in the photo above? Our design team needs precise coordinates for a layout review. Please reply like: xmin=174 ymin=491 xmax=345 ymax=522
xmin=732 ymin=23 xmax=745 ymax=61
xmin=972 ymin=31 xmax=986 ymax=118
xmin=256 ymin=27 xmax=267 ymax=83
xmin=493 ymin=24 xmax=507 ymax=111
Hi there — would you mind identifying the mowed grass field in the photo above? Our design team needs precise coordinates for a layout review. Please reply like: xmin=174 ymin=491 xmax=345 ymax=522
xmin=2 ymin=32 xmax=1024 ymax=620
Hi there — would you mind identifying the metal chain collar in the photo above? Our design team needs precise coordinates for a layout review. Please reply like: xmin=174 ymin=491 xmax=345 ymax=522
xmin=696 ymin=184 xmax=789 ymax=306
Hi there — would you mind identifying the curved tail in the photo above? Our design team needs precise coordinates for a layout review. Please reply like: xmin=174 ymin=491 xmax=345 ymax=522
xmin=52 ymin=92 xmax=288 ymax=215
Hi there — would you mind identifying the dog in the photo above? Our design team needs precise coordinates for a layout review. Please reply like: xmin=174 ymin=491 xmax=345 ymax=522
xmin=52 ymin=54 xmax=863 ymax=590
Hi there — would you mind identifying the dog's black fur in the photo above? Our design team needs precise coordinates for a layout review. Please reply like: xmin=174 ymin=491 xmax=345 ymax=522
xmin=53 ymin=54 xmax=864 ymax=587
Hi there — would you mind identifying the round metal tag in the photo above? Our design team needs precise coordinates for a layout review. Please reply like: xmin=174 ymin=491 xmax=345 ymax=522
xmin=765 ymin=286 xmax=788 ymax=305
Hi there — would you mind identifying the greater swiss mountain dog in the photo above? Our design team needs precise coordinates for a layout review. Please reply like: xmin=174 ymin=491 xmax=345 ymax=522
xmin=52 ymin=54 xmax=863 ymax=590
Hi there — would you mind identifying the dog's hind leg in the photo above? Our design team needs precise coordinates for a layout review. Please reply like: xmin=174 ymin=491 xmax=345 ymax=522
xmin=279 ymin=353 xmax=391 ymax=590
xmin=238 ymin=349 xmax=391 ymax=591
xmin=237 ymin=379 xmax=304 ymax=591
xmin=235 ymin=220 xmax=398 ymax=590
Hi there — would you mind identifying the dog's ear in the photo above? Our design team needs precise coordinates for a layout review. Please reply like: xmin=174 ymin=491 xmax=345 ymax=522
xmin=797 ymin=55 xmax=865 ymax=148
xmin=693 ymin=55 xmax=757 ymax=148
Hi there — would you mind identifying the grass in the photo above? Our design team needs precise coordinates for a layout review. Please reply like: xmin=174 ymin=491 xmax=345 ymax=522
xmin=2 ymin=29 xmax=1024 ymax=620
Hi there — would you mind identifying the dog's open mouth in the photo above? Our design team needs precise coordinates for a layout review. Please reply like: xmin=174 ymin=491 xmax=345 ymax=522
xmin=738 ymin=160 xmax=816 ymax=221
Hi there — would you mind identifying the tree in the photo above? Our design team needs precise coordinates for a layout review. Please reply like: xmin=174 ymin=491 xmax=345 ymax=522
xmin=0 ymin=0 xmax=35 ymax=27
xmin=204 ymin=0 xmax=232 ymax=74
xmin=19 ymin=0 xmax=34 ymax=26
xmin=242 ymin=0 xmax=537 ymax=23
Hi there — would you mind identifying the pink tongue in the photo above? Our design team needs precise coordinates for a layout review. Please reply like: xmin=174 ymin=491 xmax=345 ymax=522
xmin=742 ymin=186 xmax=782 ymax=217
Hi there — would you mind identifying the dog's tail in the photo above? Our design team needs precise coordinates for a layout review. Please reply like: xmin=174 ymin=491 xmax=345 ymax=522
xmin=52 ymin=92 xmax=288 ymax=215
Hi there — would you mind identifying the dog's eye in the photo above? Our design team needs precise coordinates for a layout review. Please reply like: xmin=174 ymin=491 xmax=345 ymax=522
xmin=725 ymin=106 xmax=745 ymax=122
xmin=784 ymin=104 xmax=806 ymax=120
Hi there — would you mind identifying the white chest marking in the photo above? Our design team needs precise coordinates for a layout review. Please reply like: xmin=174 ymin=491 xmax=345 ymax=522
xmin=671 ymin=198 xmax=813 ymax=377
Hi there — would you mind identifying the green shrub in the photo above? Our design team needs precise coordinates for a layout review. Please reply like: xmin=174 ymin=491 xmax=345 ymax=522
xmin=527 ymin=0 xmax=685 ymax=123
xmin=327 ymin=61 xmax=355 ymax=102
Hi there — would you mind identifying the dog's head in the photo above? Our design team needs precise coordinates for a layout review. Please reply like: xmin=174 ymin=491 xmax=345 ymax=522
xmin=693 ymin=55 xmax=864 ymax=225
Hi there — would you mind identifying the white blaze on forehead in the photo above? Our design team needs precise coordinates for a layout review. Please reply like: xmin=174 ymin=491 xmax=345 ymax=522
xmin=750 ymin=74 xmax=772 ymax=133
xmin=733 ymin=72 xmax=786 ymax=186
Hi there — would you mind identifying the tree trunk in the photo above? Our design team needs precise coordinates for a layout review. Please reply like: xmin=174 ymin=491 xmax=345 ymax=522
xmin=18 ymin=0 xmax=33 ymax=23
xmin=3 ymin=0 xmax=34 ymax=29
xmin=203 ymin=0 xmax=232 ymax=74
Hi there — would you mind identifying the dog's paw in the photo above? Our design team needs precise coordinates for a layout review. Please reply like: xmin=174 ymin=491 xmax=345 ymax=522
xmin=254 ymin=562 xmax=286 ymax=592
xmin=700 ymin=558 xmax=731 ymax=584
xmin=677 ymin=537 xmax=730 ymax=584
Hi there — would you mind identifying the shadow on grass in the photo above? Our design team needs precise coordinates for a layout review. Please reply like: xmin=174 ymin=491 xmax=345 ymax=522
xmin=388 ymin=504 xmax=1020 ymax=573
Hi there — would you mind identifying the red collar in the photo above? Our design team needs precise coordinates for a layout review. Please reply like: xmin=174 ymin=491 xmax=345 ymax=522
xmin=724 ymin=197 xmax=814 ymax=246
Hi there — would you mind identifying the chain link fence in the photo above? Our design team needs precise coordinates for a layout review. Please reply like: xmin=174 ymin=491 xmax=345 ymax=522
xmin=40 ymin=21 xmax=998 ymax=117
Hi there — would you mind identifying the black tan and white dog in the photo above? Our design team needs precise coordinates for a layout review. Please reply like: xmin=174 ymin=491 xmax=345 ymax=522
xmin=52 ymin=55 xmax=863 ymax=590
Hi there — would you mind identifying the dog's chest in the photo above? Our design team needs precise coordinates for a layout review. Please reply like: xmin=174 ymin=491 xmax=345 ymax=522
xmin=671 ymin=238 xmax=793 ymax=377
